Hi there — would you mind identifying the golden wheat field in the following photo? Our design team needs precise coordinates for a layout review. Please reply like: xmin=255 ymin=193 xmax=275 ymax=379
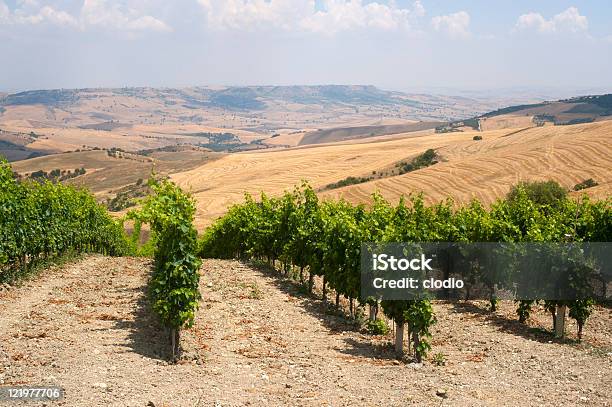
xmin=171 ymin=120 xmax=612 ymax=229
xmin=322 ymin=120 xmax=612 ymax=206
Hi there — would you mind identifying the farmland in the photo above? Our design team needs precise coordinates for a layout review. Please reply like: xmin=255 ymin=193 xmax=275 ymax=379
xmin=6 ymin=89 xmax=611 ymax=230
xmin=10 ymin=148 xmax=222 ymax=203
xmin=171 ymin=120 xmax=612 ymax=229
xmin=0 ymin=86 xmax=504 ymax=159
xmin=1 ymin=90 xmax=610 ymax=407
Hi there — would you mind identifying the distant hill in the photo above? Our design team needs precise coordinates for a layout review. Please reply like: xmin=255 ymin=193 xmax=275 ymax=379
xmin=0 ymin=85 xmax=503 ymax=159
xmin=1 ymin=89 xmax=80 ymax=107
xmin=0 ymin=85 xmax=495 ymax=120
xmin=298 ymin=121 xmax=445 ymax=145
xmin=475 ymin=94 xmax=612 ymax=130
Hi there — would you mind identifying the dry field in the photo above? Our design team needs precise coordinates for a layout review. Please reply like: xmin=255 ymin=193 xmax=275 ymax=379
xmin=479 ymin=115 xmax=536 ymax=131
xmin=323 ymin=120 xmax=612 ymax=207
xmin=172 ymin=130 xmax=491 ymax=228
xmin=478 ymin=98 xmax=612 ymax=132
xmin=8 ymin=118 xmax=610 ymax=230
xmin=171 ymin=120 xmax=612 ymax=229
xmin=11 ymin=149 xmax=222 ymax=200
xmin=1 ymin=114 xmax=265 ymax=154
xmin=1 ymin=86 xmax=515 ymax=158
xmin=297 ymin=122 xmax=444 ymax=145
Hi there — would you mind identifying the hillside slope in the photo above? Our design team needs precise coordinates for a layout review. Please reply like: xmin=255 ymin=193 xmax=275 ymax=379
xmin=172 ymin=120 xmax=612 ymax=228
xmin=479 ymin=94 xmax=612 ymax=131
xmin=0 ymin=86 xmax=499 ymax=158
xmin=11 ymin=149 xmax=221 ymax=200
xmin=323 ymin=120 xmax=612 ymax=206
xmin=172 ymin=130 xmax=492 ymax=228
xmin=297 ymin=122 xmax=444 ymax=145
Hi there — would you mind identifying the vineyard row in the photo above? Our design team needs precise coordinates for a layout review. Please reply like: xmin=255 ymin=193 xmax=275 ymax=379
xmin=199 ymin=182 xmax=611 ymax=360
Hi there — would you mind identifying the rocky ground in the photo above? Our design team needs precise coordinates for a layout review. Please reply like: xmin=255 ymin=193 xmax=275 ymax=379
xmin=0 ymin=255 xmax=610 ymax=406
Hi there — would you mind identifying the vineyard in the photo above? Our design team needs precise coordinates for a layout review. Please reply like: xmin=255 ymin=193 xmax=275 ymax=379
xmin=0 ymin=157 xmax=131 ymax=281
xmin=1 ymin=154 xmax=611 ymax=405
xmin=199 ymin=182 xmax=611 ymax=361
xmin=1 ymin=158 xmax=201 ymax=358
xmin=128 ymin=179 xmax=201 ymax=358
xmin=2 ymin=150 xmax=610 ymax=363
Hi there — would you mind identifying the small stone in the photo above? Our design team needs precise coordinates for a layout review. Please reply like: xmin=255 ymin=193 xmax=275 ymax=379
xmin=409 ymin=363 xmax=423 ymax=369
xmin=436 ymin=389 xmax=448 ymax=398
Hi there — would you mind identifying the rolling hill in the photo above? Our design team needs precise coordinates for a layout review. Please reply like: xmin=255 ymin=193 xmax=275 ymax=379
xmin=297 ymin=122 xmax=445 ymax=145
xmin=0 ymin=85 xmax=507 ymax=160
xmin=11 ymin=147 xmax=222 ymax=202
xmin=5 ymin=89 xmax=611 ymax=230
xmin=478 ymin=94 xmax=612 ymax=131
xmin=171 ymin=120 xmax=611 ymax=229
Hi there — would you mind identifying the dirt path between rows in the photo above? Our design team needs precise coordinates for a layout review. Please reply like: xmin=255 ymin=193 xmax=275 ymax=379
xmin=0 ymin=256 xmax=610 ymax=406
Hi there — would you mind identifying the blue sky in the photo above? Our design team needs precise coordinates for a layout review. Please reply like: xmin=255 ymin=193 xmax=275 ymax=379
xmin=1 ymin=1 xmax=611 ymax=94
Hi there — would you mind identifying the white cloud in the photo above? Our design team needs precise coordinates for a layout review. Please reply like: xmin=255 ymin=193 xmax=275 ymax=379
xmin=431 ymin=11 xmax=470 ymax=39
xmin=303 ymin=0 xmax=425 ymax=34
xmin=198 ymin=0 xmax=426 ymax=34
xmin=80 ymin=0 xmax=171 ymax=32
xmin=0 ymin=0 xmax=171 ymax=33
xmin=516 ymin=6 xmax=588 ymax=33
xmin=15 ymin=5 xmax=78 ymax=27
xmin=125 ymin=15 xmax=171 ymax=32
xmin=0 ymin=1 xmax=10 ymax=24
xmin=197 ymin=0 xmax=311 ymax=31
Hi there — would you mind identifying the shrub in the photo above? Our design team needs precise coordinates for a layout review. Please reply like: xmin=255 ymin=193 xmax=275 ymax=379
xmin=473 ymin=135 xmax=483 ymax=141
xmin=324 ymin=176 xmax=371 ymax=190
xmin=396 ymin=149 xmax=438 ymax=175
xmin=366 ymin=318 xmax=390 ymax=335
xmin=506 ymin=180 xmax=567 ymax=207
xmin=574 ymin=178 xmax=598 ymax=191
xmin=432 ymin=352 xmax=446 ymax=366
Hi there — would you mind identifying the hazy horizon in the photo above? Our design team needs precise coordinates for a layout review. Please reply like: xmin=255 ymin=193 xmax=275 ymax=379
xmin=3 ymin=83 xmax=612 ymax=104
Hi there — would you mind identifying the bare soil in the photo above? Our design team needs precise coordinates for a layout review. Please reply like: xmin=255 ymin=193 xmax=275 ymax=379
xmin=0 ymin=256 xmax=610 ymax=406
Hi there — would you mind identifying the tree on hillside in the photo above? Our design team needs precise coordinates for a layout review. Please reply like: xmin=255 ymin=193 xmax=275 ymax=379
xmin=506 ymin=180 xmax=567 ymax=208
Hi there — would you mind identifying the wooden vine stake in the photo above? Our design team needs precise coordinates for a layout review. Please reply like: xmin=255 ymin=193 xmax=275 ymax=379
xmin=555 ymin=305 xmax=566 ymax=338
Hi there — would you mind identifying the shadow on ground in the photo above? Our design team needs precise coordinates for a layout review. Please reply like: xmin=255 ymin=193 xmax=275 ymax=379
xmin=111 ymin=284 xmax=170 ymax=361
xmin=245 ymin=260 xmax=400 ymax=361
xmin=449 ymin=301 xmax=581 ymax=346
xmin=241 ymin=259 xmax=593 ymax=358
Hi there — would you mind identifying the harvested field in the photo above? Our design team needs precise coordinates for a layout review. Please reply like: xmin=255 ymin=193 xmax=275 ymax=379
xmin=171 ymin=120 xmax=612 ymax=229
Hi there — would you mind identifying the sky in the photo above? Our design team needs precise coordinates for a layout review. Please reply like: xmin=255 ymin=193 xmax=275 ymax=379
xmin=1 ymin=0 xmax=612 ymax=95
